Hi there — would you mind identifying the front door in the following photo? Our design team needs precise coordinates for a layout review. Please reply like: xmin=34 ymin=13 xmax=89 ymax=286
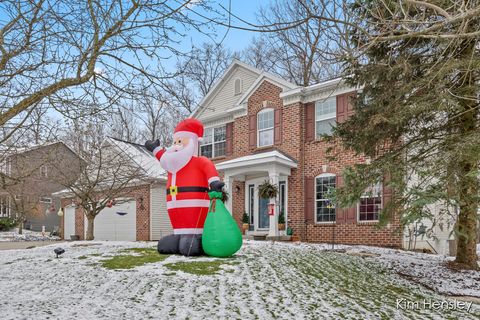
xmin=245 ymin=177 xmax=287 ymax=231
xmin=258 ymin=196 xmax=270 ymax=229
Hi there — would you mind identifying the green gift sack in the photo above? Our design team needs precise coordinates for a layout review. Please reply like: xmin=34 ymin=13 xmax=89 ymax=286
xmin=202 ymin=191 xmax=243 ymax=257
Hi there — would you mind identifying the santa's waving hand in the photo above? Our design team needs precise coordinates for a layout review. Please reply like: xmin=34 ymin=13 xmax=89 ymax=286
xmin=145 ymin=118 xmax=224 ymax=256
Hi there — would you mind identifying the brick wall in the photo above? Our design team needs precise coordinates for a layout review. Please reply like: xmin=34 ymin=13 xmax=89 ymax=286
xmin=300 ymin=105 xmax=402 ymax=247
xmin=231 ymin=181 xmax=245 ymax=229
xmin=131 ymin=185 xmax=150 ymax=241
xmin=60 ymin=184 xmax=151 ymax=241
xmin=210 ymin=78 xmax=402 ymax=248
xmin=75 ymin=205 xmax=85 ymax=240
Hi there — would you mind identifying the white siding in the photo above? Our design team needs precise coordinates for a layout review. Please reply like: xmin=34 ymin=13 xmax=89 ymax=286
xmin=63 ymin=206 xmax=75 ymax=240
xmin=198 ymin=66 xmax=259 ymax=120
xmin=150 ymin=183 xmax=172 ymax=240
xmin=403 ymin=173 xmax=456 ymax=255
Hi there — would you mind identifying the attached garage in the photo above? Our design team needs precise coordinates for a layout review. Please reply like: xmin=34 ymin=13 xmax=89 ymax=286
xmin=85 ymin=200 xmax=137 ymax=241
xmin=59 ymin=137 xmax=171 ymax=241
xmin=61 ymin=183 xmax=172 ymax=241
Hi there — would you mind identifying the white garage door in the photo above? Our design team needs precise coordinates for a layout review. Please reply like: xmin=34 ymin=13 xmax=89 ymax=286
xmin=150 ymin=184 xmax=173 ymax=240
xmin=86 ymin=200 xmax=137 ymax=241
xmin=64 ymin=206 xmax=76 ymax=240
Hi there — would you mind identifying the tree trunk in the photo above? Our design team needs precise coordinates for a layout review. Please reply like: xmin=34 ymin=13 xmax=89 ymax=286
xmin=455 ymin=160 xmax=479 ymax=269
xmin=85 ymin=214 xmax=95 ymax=240
xmin=454 ymin=37 xmax=479 ymax=270
xmin=17 ymin=220 xmax=23 ymax=235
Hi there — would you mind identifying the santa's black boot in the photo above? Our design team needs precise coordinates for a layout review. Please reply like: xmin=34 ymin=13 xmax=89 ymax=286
xmin=178 ymin=234 xmax=204 ymax=256
xmin=157 ymin=234 xmax=181 ymax=254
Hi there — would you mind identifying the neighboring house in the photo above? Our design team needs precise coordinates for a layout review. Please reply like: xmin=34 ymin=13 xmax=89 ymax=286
xmin=191 ymin=59 xmax=403 ymax=248
xmin=58 ymin=137 xmax=171 ymax=241
xmin=0 ymin=142 xmax=83 ymax=232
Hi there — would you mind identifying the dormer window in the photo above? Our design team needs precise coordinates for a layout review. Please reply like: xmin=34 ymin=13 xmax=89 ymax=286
xmin=234 ymin=78 xmax=242 ymax=95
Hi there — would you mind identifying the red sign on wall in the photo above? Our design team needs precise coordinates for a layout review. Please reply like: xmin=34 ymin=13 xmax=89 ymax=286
xmin=268 ymin=203 xmax=275 ymax=216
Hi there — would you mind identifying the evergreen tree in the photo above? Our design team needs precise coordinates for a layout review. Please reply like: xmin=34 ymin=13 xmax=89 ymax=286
xmin=333 ymin=1 xmax=480 ymax=269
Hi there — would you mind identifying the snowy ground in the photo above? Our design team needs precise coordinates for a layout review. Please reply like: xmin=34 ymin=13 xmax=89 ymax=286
xmin=341 ymin=243 xmax=480 ymax=298
xmin=0 ymin=229 xmax=60 ymax=242
xmin=0 ymin=240 xmax=479 ymax=320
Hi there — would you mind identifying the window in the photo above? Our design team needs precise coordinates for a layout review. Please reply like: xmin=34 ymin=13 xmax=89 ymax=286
xmin=234 ymin=78 xmax=242 ymax=95
xmin=358 ymin=182 xmax=382 ymax=221
xmin=200 ymin=125 xmax=226 ymax=158
xmin=39 ymin=197 xmax=52 ymax=203
xmin=315 ymin=174 xmax=336 ymax=223
xmin=0 ymin=196 xmax=10 ymax=217
xmin=40 ymin=165 xmax=48 ymax=178
xmin=257 ymin=108 xmax=274 ymax=147
xmin=279 ymin=181 xmax=286 ymax=221
xmin=315 ymin=97 xmax=336 ymax=137
xmin=248 ymin=184 xmax=254 ymax=225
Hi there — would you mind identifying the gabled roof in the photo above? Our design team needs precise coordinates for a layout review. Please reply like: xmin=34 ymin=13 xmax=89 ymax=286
xmin=1 ymin=141 xmax=82 ymax=161
xmin=232 ymin=72 xmax=298 ymax=110
xmin=190 ymin=60 xmax=298 ymax=119
xmin=107 ymin=137 xmax=166 ymax=181
xmin=190 ymin=59 xmax=261 ymax=119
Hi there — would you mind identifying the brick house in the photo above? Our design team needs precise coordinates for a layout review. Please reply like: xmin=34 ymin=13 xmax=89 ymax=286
xmin=58 ymin=137 xmax=171 ymax=241
xmin=0 ymin=142 xmax=83 ymax=232
xmin=191 ymin=60 xmax=402 ymax=248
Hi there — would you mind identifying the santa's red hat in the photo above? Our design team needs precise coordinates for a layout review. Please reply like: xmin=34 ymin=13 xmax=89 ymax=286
xmin=174 ymin=118 xmax=204 ymax=141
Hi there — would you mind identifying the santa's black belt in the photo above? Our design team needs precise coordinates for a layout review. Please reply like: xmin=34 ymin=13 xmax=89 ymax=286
xmin=166 ymin=186 xmax=209 ymax=196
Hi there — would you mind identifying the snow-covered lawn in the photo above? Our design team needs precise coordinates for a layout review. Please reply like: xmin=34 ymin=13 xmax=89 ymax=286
xmin=0 ymin=240 xmax=479 ymax=319
xmin=342 ymin=243 xmax=480 ymax=298
xmin=0 ymin=229 xmax=60 ymax=242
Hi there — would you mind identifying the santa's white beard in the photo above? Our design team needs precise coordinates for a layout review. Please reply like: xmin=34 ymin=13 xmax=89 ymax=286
xmin=160 ymin=138 xmax=196 ymax=174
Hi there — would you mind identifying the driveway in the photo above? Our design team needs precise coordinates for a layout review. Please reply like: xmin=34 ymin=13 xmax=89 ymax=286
xmin=0 ymin=241 xmax=64 ymax=250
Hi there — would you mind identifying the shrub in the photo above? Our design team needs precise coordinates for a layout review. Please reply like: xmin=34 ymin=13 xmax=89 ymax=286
xmin=286 ymin=227 xmax=293 ymax=236
xmin=242 ymin=212 xmax=249 ymax=224
xmin=258 ymin=181 xmax=278 ymax=199
xmin=278 ymin=211 xmax=285 ymax=224
xmin=0 ymin=217 xmax=17 ymax=231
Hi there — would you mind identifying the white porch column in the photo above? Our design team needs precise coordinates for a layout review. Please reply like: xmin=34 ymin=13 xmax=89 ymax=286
xmin=223 ymin=175 xmax=233 ymax=214
xmin=268 ymin=172 xmax=279 ymax=237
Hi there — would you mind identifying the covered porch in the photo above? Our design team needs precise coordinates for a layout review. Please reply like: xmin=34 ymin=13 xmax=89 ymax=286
xmin=216 ymin=150 xmax=297 ymax=238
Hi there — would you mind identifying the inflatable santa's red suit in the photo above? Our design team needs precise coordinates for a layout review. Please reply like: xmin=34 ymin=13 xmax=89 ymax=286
xmin=145 ymin=118 xmax=224 ymax=256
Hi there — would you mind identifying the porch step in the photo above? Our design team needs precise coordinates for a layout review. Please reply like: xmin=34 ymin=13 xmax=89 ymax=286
xmin=246 ymin=231 xmax=269 ymax=236
xmin=244 ymin=232 xmax=292 ymax=242
xmin=266 ymin=235 xmax=292 ymax=241
xmin=244 ymin=231 xmax=265 ymax=240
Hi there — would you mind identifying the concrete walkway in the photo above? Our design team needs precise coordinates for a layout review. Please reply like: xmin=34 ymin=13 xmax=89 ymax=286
xmin=0 ymin=241 xmax=64 ymax=250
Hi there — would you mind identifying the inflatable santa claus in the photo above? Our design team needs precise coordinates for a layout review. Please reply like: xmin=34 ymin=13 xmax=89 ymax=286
xmin=145 ymin=118 xmax=224 ymax=256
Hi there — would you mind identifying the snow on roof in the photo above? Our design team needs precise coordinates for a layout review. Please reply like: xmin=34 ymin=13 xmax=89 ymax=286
xmin=107 ymin=137 xmax=166 ymax=181
xmin=216 ymin=150 xmax=297 ymax=171
xmin=0 ymin=141 xmax=80 ymax=160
